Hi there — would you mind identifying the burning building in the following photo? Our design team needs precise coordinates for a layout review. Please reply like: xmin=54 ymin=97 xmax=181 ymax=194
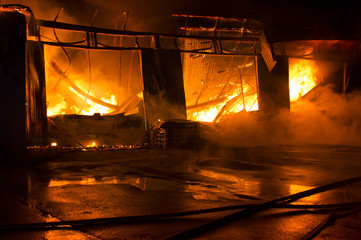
xmin=0 ymin=4 xmax=360 ymax=150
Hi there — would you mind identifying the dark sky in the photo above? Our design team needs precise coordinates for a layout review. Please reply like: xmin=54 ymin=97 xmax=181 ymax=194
xmin=3 ymin=0 xmax=361 ymax=40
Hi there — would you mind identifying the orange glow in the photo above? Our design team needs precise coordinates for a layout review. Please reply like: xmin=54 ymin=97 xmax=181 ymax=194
xmin=191 ymin=169 xmax=261 ymax=200
xmin=48 ymin=177 xmax=119 ymax=187
xmin=191 ymin=104 xmax=224 ymax=122
xmin=86 ymin=141 xmax=97 ymax=147
xmin=47 ymin=95 xmax=67 ymax=116
xmin=289 ymin=58 xmax=319 ymax=101
xmin=289 ymin=184 xmax=319 ymax=203
xmin=188 ymin=88 xmax=258 ymax=122
xmin=47 ymin=75 xmax=118 ymax=116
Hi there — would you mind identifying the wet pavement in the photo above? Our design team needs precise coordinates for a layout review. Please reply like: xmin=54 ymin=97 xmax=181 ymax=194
xmin=1 ymin=145 xmax=361 ymax=239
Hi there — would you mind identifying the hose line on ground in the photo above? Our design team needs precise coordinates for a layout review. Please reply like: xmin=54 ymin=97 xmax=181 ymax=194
xmin=166 ymin=175 xmax=361 ymax=240
xmin=0 ymin=176 xmax=361 ymax=232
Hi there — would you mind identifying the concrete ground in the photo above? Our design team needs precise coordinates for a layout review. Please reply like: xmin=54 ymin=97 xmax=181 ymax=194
xmin=0 ymin=145 xmax=361 ymax=239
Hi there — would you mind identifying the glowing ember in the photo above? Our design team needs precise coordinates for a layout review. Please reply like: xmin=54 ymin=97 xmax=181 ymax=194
xmin=289 ymin=58 xmax=319 ymax=101
xmin=87 ymin=141 xmax=97 ymax=147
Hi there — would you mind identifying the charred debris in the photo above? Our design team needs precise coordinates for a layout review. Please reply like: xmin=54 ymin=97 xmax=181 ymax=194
xmin=0 ymin=4 xmax=361 ymax=154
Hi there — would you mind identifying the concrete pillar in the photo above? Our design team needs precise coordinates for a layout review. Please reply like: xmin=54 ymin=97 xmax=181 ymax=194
xmin=141 ymin=49 xmax=187 ymax=130
xmin=257 ymin=56 xmax=290 ymax=113
xmin=0 ymin=11 xmax=27 ymax=155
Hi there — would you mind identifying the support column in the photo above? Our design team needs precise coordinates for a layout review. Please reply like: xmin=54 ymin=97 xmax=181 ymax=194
xmin=0 ymin=12 xmax=26 ymax=155
xmin=258 ymin=56 xmax=290 ymax=113
xmin=141 ymin=49 xmax=187 ymax=129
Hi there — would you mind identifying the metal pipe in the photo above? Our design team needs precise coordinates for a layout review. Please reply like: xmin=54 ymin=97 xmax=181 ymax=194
xmin=238 ymin=68 xmax=246 ymax=111
xmin=36 ymin=19 xmax=260 ymax=42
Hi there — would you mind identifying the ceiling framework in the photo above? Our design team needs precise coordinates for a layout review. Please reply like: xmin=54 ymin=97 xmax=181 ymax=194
xmin=32 ymin=12 xmax=268 ymax=122
xmin=34 ymin=18 xmax=263 ymax=56
xmin=175 ymin=15 xmax=263 ymax=122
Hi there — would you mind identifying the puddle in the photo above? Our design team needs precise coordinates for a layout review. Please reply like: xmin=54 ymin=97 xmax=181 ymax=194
xmin=48 ymin=176 xmax=121 ymax=187
xmin=48 ymin=175 xmax=186 ymax=192
xmin=186 ymin=183 xmax=240 ymax=201
xmin=47 ymin=174 xmax=259 ymax=201
xmin=197 ymin=170 xmax=261 ymax=195
xmin=124 ymin=176 xmax=184 ymax=192
xmin=187 ymin=169 xmax=262 ymax=201
xmin=197 ymin=159 xmax=268 ymax=171
xmin=289 ymin=184 xmax=320 ymax=204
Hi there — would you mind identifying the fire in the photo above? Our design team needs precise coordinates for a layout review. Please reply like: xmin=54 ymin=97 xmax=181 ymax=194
xmin=47 ymin=95 xmax=67 ymax=116
xmin=87 ymin=141 xmax=97 ymax=147
xmin=189 ymin=86 xmax=258 ymax=122
xmin=289 ymin=58 xmax=319 ymax=101
xmin=189 ymin=58 xmax=319 ymax=121
xmin=192 ymin=104 xmax=224 ymax=122
xmin=46 ymin=73 xmax=118 ymax=116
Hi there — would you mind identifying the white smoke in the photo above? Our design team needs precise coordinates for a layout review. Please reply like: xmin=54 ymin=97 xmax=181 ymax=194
xmin=209 ymin=85 xmax=361 ymax=147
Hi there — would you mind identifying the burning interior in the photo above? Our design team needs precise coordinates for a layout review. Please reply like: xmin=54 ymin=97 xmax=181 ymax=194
xmin=1 ymin=5 xmax=360 ymax=150
xmin=44 ymin=15 xmax=263 ymax=122
xmin=43 ymin=13 xmax=267 ymax=147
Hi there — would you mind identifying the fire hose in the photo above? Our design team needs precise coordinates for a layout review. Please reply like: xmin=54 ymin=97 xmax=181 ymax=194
xmin=166 ymin=175 xmax=361 ymax=239
xmin=0 ymin=175 xmax=360 ymax=238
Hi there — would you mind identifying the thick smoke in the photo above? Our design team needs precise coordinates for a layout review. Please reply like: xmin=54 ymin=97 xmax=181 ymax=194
xmin=210 ymin=85 xmax=361 ymax=147
xmin=4 ymin=0 xmax=361 ymax=147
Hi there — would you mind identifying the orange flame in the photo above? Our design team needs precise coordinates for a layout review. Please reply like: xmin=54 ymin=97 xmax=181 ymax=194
xmin=188 ymin=87 xmax=258 ymax=122
xmin=191 ymin=104 xmax=224 ymax=122
xmin=46 ymin=74 xmax=118 ymax=116
xmin=289 ymin=58 xmax=319 ymax=101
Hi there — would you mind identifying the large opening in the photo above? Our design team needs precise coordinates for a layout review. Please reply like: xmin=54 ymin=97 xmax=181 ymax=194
xmin=289 ymin=58 xmax=321 ymax=102
xmin=45 ymin=48 xmax=143 ymax=117
xmin=183 ymin=54 xmax=259 ymax=122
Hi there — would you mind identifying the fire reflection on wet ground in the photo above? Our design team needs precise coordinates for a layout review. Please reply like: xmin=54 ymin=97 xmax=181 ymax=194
xmin=1 ymin=145 xmax=361 ymax=239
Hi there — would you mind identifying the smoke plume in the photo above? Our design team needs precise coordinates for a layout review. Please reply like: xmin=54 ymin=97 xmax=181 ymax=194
xmin=211 ymin=85 xmax=361 ymax=147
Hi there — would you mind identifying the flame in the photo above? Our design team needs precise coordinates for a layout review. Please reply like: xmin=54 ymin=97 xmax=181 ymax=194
xmin=87 ymin=141 xmax=97 ymax=147
xmin=47 ymin=95 xmax=67 ymax=116
xmin=191 ymin=104 xmax=223 ymax=122
xmin=289 ymin=58 xmax=319 ymax=101
xmin=46 ymin=74 xmax=118 ymax=116
xmin=189 ymin=87 xmax=258 ymax=122
xmin=188 ymin=58 xmax=319 ymax=122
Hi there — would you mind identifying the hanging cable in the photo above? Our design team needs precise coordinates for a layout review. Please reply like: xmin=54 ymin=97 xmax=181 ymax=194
xmin=78 ymin=9 xmax=99 ymax=114
xmin=86 ymin=8 xmax=99 ymax=96
xmin=53 ymin=8 xmax=71 ymax=74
